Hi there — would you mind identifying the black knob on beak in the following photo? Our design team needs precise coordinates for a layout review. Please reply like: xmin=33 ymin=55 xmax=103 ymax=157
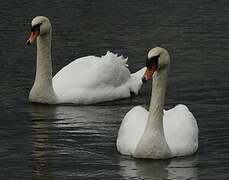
xmin=142 ymin=76 xmax=147 ymax=83
xmin=26 ymin=40 xmax=31 ymax=45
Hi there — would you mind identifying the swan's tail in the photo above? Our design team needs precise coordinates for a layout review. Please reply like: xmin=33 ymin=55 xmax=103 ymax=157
xmin=102 ymin=51 xmax=128 ymax=66
xmin=129 ymin=67 xmax=146 ymax=95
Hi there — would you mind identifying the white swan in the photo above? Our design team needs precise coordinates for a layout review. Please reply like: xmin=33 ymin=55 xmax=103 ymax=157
xmin=116 ymin=47 xmax=198 ymax=159
xmin=26 ymin=16 xmax=145 ymax=104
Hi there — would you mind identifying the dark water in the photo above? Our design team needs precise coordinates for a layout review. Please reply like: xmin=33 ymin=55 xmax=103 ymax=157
xmin=1 ymin=0 xmax=229 ymax=179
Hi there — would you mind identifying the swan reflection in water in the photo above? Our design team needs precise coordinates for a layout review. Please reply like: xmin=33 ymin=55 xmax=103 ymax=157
xmin=118 ymin=155 xmax=199 ymax=180
xmin=30 ymin=105 xmax=58 ymax=177
xmin=29 ymin=104 xmax=126 ymax=178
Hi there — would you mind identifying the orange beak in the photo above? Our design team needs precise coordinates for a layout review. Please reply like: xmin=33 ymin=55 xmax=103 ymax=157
xmin=26 ymin=31 xmax=39 ymax=45
xmin=142 ymin=63 xmax=158 ymax=82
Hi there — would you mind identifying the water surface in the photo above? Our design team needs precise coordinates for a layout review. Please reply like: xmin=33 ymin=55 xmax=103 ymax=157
xmin=0 ymin=0 xmax=229 ymax=179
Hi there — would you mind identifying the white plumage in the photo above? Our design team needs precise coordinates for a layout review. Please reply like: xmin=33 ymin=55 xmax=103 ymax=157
xmin=53 ymin=52 xmax=145 ymax=104
xmin=116 ymin=47 xmax=198 ymax=159
xmin=116 ymin=105 xmax=198 ymax=158
xmin=27 ymin=16 xmax=145 ymax=104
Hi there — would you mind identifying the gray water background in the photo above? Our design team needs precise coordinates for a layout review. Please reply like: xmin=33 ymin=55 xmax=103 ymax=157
xmin=0 ymin=0 xmax=229 ymax=179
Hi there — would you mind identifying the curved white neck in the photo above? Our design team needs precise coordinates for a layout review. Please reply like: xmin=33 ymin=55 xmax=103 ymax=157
xmin=148 ymin=68 xmax=168 ymax=132
xmin=29 ymin=32 xmax=57 ymax=104
xmin=36 ymin=34 xmax=52 ymax=84
xmin=134 ymin=67 xmax=171 ymax=159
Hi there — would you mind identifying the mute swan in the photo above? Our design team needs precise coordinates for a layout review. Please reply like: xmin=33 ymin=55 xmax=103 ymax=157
xmin=26 ymin=16 xmax=145 ymax=104
xmin=116 ymin=47 xmax=198 ymax=159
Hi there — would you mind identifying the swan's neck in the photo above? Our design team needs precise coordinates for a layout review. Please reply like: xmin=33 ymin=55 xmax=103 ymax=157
xmin=36 ymin=34 xmax=52 ymax=84
xmin=134 ymin=67 xmax=171 ymax=159
xmin=29 ymin=32 xmax=57 ymax=104
xmin=148 ymin=68 xmax=168 ymax=131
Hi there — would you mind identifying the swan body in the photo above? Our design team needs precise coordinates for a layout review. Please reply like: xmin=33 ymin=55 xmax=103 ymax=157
xmin=52 ymin=52 xmax=145 ymax=104
xmin=116 ymin=47 xmax=198 ymax=159
xmin=27 ymin=16 xmax=145 ymax=104
xmin=116 ymin=105 xmax=198 ymax=158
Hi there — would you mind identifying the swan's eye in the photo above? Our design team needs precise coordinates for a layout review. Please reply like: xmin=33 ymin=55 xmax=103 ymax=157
xmin=146 ymin=55 xmax=160 ymax=69
xmin=31 ymin=23 xmax=42 ymax=32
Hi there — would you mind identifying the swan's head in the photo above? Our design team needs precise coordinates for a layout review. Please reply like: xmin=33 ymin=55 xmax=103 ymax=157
xmin=26 ymin=16 xmax=52 ymax=45
xmin=142 ymin=47 xmax=170 ymax=82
